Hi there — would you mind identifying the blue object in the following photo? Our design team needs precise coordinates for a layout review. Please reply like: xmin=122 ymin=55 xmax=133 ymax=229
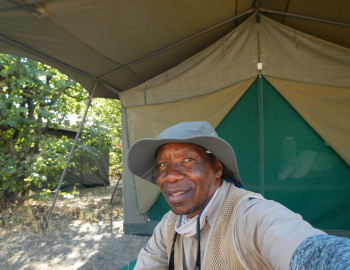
xmin=290 ymin=234 xmax=350 ymax=269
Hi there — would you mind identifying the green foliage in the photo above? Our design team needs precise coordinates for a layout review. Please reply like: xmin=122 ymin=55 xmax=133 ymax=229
xmin=0 ymin=54 xmax=122 ymax=206
xmin=87 ymin=98 xmax=122 ymax=175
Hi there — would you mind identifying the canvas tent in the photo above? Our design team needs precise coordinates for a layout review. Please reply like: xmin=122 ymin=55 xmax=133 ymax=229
xmin=0 ymin=0 xmax=349 ymax=236
xmin=121 ymin=14 xmax=350 ymax=236
xmin=46 ymin=128 xmax=110 ymax=189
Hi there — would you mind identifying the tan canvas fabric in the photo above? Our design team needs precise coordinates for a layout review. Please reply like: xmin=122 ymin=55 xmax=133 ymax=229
xmin=125 ymin=78 xmax=254 ymax=142
xmin=134 ymin=176 xmax=162 ymax=214
xmin=259 ymin=16 xmax=350 ymax=88
xmin=120 ymin=15 xmax=259 ymax=107
xmin=2 ymin=1 xmax=350 ymax=99
xmin=266 ymin=76 xmax=350 ymax=166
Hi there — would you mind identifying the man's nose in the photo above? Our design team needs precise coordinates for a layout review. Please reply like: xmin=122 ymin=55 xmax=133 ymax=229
xmin=164 ymin=162 xmax=185 ymax=182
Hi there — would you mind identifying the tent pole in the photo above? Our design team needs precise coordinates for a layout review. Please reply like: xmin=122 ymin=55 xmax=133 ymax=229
xmin=45 ymin=83 xmax=97 ymax=228
xmin=6 ymin=0 xmax=41 ymax=15
xmin=259 ymin=8 xmax=350 ymax=28
xmin=99 ymin=8 xmax=255 ymax=79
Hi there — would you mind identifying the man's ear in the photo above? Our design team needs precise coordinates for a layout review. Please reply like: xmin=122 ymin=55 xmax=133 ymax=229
xmin=214 ymin=158 xmax=223 ymax=179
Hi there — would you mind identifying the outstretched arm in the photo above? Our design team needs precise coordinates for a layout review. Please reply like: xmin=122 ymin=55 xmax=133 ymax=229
xmin=290 ymin=234 xmax=350 ymax=270
xmin=235 ymin=198 xmax=325 ymax=269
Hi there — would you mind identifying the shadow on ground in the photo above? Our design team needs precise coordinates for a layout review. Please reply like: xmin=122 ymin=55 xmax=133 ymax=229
xmin=0 ymin=219 xmax=149 ymax=270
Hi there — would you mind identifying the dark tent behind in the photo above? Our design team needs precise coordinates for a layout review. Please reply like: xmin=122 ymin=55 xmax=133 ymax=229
xmin=46 ymin=128 xmax=110 ymax=189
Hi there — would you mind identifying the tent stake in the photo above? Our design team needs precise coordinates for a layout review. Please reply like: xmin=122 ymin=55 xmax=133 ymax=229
xmin=45 ymin=83 xmax=97 ymax=228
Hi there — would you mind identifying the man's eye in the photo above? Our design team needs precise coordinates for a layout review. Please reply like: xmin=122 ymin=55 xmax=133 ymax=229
xmin=158 ymin=162 xmax=167 ymax=168
xmin=184 ymin=158 xmax=193 ymax=162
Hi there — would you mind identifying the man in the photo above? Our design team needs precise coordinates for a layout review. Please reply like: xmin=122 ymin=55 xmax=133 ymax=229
xmin=127 ymin=121 xmax=350 ymax=269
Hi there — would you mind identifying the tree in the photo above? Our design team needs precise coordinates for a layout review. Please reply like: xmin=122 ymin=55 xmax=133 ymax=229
xmin=87 ymin=98 xmax=122 ymax=176
xmin=0 ymin=54 xmax=120 ymax=207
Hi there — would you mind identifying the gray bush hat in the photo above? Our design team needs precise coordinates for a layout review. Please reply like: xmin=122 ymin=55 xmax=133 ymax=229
xmin=127 ymin=121 xmax=242 ymax=185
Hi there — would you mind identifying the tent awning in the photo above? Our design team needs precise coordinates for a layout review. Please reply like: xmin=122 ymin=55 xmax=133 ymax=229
xmin=1 ymin=0 xmax=350 ymax=98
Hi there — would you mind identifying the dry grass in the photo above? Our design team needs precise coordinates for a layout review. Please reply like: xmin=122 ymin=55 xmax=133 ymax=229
xmin=0 ymin=177 xmax=149 ymax=270
xmin=0 ymin=176 xmax=123 ymax=236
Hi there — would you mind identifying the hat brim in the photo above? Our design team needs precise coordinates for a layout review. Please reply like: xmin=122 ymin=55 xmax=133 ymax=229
xmin=127 ymin=135 xmax=241 ymax=185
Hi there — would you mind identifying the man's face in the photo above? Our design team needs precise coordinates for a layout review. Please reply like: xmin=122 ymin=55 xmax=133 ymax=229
xmin=156 ymin=143 xmax=222 ymax=218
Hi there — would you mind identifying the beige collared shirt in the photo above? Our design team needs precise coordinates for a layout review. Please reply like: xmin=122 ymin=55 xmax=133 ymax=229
xmin=134 ymin=181 xmax=325 ymax=269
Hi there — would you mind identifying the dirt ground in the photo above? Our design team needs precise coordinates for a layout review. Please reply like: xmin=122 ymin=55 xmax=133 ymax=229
xmin=0 ymin=177 xmax=150 ymax=270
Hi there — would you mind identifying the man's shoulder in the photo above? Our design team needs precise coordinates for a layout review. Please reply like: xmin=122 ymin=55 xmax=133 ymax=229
xmin=156 ymin=210 xmax=177 ymax=232
xmin=225 ymin=184 xmax=264 ymax=205
xmin=164 ymin=210 xmax=177 ymax=224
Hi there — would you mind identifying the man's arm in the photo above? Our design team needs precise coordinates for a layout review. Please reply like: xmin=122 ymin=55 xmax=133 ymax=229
xmin=290 ymin=234 xmax=350 ymax=270
xmin=134 ymin=212 xmax=170 ymax=270
xmin=235 ymin=198 xmax=325 ymax=270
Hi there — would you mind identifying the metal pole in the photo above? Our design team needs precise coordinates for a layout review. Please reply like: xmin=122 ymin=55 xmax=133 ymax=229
xmin=259 ymin=8 xmax=350 ymax=28
xmin=6 ymin=0 xmax=41 ymax=15
xmin=45 ymin=83 xmax=97 ymax=228
xmin=99 ymin=9 xmax=255 ymax=79
xmin=110 ymin=174 xmax=122 ymax=205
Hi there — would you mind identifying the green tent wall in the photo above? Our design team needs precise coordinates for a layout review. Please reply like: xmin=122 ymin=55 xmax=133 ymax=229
xmin=218 ymin=78 xmax=350 ymax=233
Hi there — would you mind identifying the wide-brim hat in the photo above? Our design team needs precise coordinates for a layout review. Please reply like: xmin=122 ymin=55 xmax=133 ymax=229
xmin=127 ymin=121 xmax=242 ymax=185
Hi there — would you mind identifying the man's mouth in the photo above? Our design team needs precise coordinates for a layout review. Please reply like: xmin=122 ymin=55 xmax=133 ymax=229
xmin=169 ymin=191 xmax=186 ymax=197
xmin=166 ymin=188 xmax=191 ymax=203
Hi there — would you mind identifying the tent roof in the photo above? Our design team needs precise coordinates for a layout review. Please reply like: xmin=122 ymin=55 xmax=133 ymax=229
xmin=1 ymin=0 xmax=350 ymax=98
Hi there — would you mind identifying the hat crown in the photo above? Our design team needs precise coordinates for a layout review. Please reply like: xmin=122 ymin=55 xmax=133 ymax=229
xmin=158 ymin=121 xmax=218 ymax=139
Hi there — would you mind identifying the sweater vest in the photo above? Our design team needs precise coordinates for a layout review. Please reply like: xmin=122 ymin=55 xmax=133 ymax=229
xmin=165 ymin=184 xmax=263 ymax=269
